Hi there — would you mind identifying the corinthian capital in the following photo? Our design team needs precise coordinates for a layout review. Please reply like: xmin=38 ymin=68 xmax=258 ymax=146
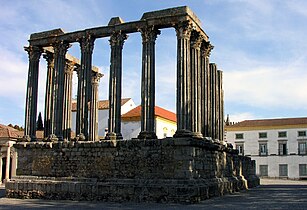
xmin=24 ymin=45 xmax=43 ymax=61
xmin=53 ymin=41 xmax=71 ymax=56
xmin=201 ymin=41 xmax=214 ymax=57
xmin=175 ymin=21 xmax=193 ymax=39
xmin=109 ymin=31 xmax=128 ymax=47
xmin=190 ymin=31 xmax=203 ymax=50
xmin=79 ymin=34 xmax=95 ymax=53
xmin=139 ymin=26 xmax=161 ymax=43
xmin=43 ymin=51 xmax=54 ymax=68
xmin=91 ymin=72 xmax=103 ymax=85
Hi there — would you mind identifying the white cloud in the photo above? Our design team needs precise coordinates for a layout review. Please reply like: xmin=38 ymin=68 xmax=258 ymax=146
xmin=224 ymin=66 xmax=307 ymax=110
xmin=227 ymin=112 xmax=256 ymax=123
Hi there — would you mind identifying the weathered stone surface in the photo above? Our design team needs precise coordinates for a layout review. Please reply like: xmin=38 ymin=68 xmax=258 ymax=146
xmin=7 ymin=138 xmax=259 ymax=203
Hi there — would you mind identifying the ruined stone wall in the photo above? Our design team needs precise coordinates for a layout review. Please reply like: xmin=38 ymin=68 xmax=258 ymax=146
xmin=7 ymin=138 xmax=259 ymax=202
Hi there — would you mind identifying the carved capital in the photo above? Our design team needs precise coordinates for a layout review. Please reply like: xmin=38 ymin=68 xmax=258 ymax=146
xmin=91 ymin=72 xmax=103 ymax=85
xmin=65 ymin=61 xmax=75 ymax=74
xmin=79 ymin=34 xmax=95 ymax=53
xmin=201 ymin=41 xmax=214 ymax=57
xmin=53 ymin=41 xmax=71 ymax=57
xmin=175 ymin=21 xmax=193 ymax=39
xmin=109 ymin=31 xmax=128 ymax=48
xmin=24 ymin=45 xmax=43 ymax=62
xmin=43 ymin=51 xmax=54 ymax=69
xmin=139 ymin=26 xmax=161 ymax=43
xmin=190 ymin=31 xmax=203 ymax=50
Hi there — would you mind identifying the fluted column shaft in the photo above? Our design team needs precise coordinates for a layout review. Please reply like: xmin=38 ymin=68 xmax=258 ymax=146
xmin=138 ymin=27 xmax=160 ymax=139
xmin=53 ymin=41 xmax=70 ymax=140
xmin=201 ymin=42 xmax=213 ymax=137
xmin=78 ymin=35 xmax=95 ymax=139
xmin=43 ymin=51 xmax=55 ymax=138
xmin=75 ymin=66 xmax=82 ymax=135
xmin=190 ymin=32 xmax=203 ymax=138
xmin=107 ymin=31 xmax=127 ymax=140
xmin=89 ymin=73 xmax=102 ymax=141
xmin=63 ymin=61 xmax=74 ymax=140
xmin=217 ymin=70 xmax=224 ymax=141
xmin=209 ymin=63 xmax=217 ymax=140
xmin=24 ymin=45 xmax=42 ymax=141
xmin=174 ymin=21 xmax=193 ymax=137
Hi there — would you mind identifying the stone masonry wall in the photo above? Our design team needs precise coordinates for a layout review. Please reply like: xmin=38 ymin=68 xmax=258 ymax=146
xmin=6 ymin=138 xmax=259 ymax=203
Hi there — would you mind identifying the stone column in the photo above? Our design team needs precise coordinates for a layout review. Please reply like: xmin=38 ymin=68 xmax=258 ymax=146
xmin=200 ymin=42 xmax=213 ymax=137
xmin=43 ymin=51 xmax=55 ymax=138
xmin=78 ymin=35 xmax=95 ymax=140
xmin=174 ymin=21 xmax=193 ymax=138
xmin=89 ymin=73 xmax=102 ymax=141
xmin=53 ymin=41 xmax=70 ymax=140
xmin=11 ymin=149 xmax=17 ymax=177
xmin=209 ymin=63 xmax=217 ymax=140
xmin=75 ymin=65 xmax=82 ymax=136
xmin=190 ymin=31 xmax=203 ymax=138
xmin=138 ymin=26 xmax=160 ymax=139
xmin=62 ymin=61 xmax=74 ymax=140
xmin=24 ymin=45 xmax=42 ymax=141
xmin=5 ymin=144 xmax=11 ymax=182
xmin=217 ymin=70 xmax=224 ymax=141
xmin=106 ymin=31 xmax=127 ymax=140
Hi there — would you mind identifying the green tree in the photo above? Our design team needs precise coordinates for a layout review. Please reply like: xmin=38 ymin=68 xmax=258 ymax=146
xmin=36 ymin=112 xmax=44 ymax=131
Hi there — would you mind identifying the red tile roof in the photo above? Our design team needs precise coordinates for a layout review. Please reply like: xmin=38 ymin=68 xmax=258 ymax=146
xmin=122 ymin=105 xmax=176 ymax=122
xmin=0 ymin=124 xmax=23 ymax=138
xmin=228 ymin=117 xmax=307 ymax=128
xmin=71 ymin=98 xmax=131 ymax=111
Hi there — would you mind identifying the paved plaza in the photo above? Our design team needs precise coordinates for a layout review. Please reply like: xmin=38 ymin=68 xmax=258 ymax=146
xmin=0 ymin=178 xmax=306 ymax=209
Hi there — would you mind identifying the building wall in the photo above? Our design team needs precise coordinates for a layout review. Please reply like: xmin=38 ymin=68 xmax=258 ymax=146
xmin=121 ymin=121 xmax=141 ymax=140
xmin=226 ymin=126 xmax=307 ymax=179
xmin=71 ymin=99 xmax=136 ymax=138
xmin=155 ymin=117 xmax=176 ymax=139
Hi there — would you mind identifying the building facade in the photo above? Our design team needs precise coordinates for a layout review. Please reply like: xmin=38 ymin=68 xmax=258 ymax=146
xmin=121 ymin=105 xmax=177 ymax=139
xmin=226 ymin=117 xmax=307 ymax=179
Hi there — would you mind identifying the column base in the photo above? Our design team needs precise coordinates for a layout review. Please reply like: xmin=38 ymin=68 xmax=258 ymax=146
xmin=105 ymin=132 xmax=123 ymax=140
xmin=191 ymin=132 xmax=203 ymax=139
xmin=173 ymin=129 xmax=193 ymax=138
xmin=22 ymin=135 xmax=31 ymax=142
xmin=137 ymin=131 xmax=157 ymax=139
xmin=45 ymin=134 xmax=59 ymax=142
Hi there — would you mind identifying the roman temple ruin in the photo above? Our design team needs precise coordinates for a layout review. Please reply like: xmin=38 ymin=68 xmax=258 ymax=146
xmin=6 ymin=6 xmax=259 ymax=203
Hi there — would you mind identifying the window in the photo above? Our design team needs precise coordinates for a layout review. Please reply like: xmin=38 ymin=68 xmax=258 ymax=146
xmin=259 ymin=165 xmax=268 ymax=176
xmin=235 ymin=133 xmax=244 ymax=139
xmin=298 ymin=142 xmax=307 ymax=155
xmin=259 ymin=132 xmax=267 ymax=139
xmin=259 ymin=143 xmax=268 ymax=156
xmin=236 ymin=143 xmax=244 ymax=156
xmin=298 ymin=131 xmax=306 ymax=137
xmin=163 ymin=127 xmax=168 ymax=138
xmin=279 ymin=164 xmax=288 ymax=177
xmin=278 ymin=131 xmax=287 ymax=138
xmin=278 ymin=142 xmax=287 ymax=155
xmin=299 ymin=164 xmax=307 ymax=177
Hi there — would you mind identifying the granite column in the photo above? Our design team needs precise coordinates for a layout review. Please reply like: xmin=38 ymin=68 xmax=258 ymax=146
xmin=190 ymin=31 xmax=203 ymax=138
xmin=53 ymin=41 xmax=70 ymax=140
xmin=138 ymin=26 xmax=160 ymax=139
xmin=107 ymin=31 xmax=127 ymax=140
xmin=89 ymin=72 xmax=102 ymax=141
xmin=174 ymin=21 xmax=193 ymax=138
xmin=43 ymin=51 xmax=55 ymax=138
xmin=24 ymin=45 xmax=42 ymax=141
xmin=77 ymin=35 xmax=95 ymax=140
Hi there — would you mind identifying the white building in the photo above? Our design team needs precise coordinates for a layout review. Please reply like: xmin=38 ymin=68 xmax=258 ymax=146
xmin=71 ymin=98 xmax=177 ymax=139
xmin=71 ymin=98 xmax=136 ymax=138
xmin=121 ymin=105 xmax=176 ymax=139
xmin=225 ymin=117 xmax=307 ymax=179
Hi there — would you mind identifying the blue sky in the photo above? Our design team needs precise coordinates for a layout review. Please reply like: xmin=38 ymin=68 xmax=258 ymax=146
xmin=1 ymin=0 xmax=307 ymax=126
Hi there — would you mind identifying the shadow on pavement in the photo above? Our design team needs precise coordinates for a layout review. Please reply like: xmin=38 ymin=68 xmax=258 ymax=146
xmin=0 ymin=184 xmax=306 ymax=209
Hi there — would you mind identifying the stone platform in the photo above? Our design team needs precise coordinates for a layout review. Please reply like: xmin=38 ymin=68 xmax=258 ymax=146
xmin=6 ymin=138 xmax=259 ymax=203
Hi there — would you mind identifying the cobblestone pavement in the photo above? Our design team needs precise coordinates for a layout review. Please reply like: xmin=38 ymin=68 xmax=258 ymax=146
xmin=0 ymin=179 xmax=307 ymax=210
